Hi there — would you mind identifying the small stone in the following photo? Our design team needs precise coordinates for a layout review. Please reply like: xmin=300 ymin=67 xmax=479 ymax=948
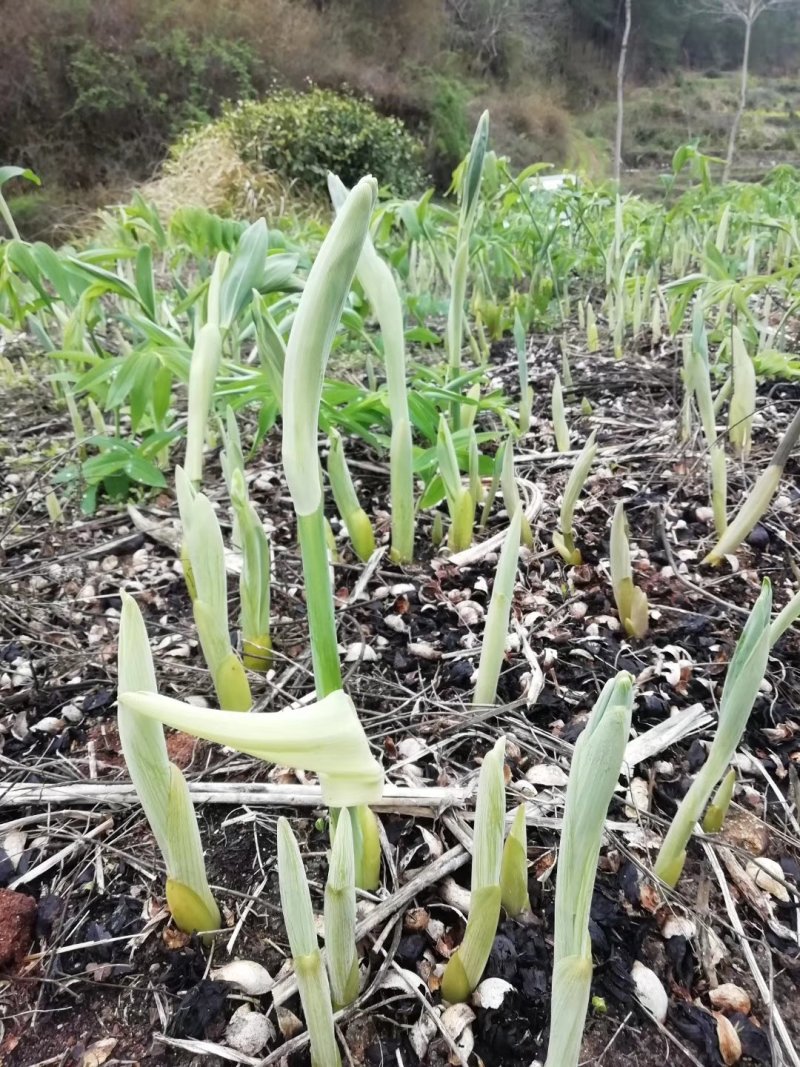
xmin=631 ymin=960 xmax=668 ymax=1022
xmin=225 ymin=1005 xmax=274 ymax=1056
xmin=709 ymin=983 xmax=751 ymax=1016
xmin=714 ymin=1010 xmax=743 ymax=1065
xmin=746 ymin=857 xmax=790 ymax=902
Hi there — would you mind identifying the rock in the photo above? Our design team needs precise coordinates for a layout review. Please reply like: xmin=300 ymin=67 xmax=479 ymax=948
xmin=719 ymin=810 xmax=769 ymax=856
xmin=0 ymin=889 xmax=36 ymax=969
xmin=211 ymin=959 xmax=273 ymax=995
xmin=631 ymin=960 xmax=668 ymax=1022
xmin=714 ymin=1011 xmax=742 ymax=1065
xmin=225 ymin=1005 xmax=274 ymax=1056
xmin=709 ymin=983 xmax=751 ymax=1016
xmin=745 ymin=858 xmax=790 ymax=902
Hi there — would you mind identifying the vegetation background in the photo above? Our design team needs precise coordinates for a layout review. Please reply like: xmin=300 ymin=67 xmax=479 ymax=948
xmin=4 ymin=0 xmax=800 ymax=234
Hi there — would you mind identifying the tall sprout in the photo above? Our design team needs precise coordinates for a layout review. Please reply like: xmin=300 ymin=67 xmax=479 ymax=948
xmin=473 ymin=508 xmax=522 ymax=706
xmin=447 ymin=112 xmax=489 ymax=428
xmin=689 ymin=302 xmax=727 ymax=535
xmin=437 ymin=414 xmax=475 ymax=552
xmin=704 ymin=407 xmax=800 ymax=565
xmin=324 ymin=810 xmax=359 ymax=1009
xmin=728 ymin=325 xmax=755 ymax=458
xmin=230 ymin=469 xmax=272 ymax=672
xmin=328 ymin=173 xmax=414 ymax=564
xmin=220 ymin=406 xmax=245 ymax=548
xmin=500 ymin=438 xmax=533 ymax=547
xmin=117 ymin=593 xmax=220 ymax=938
xmin=441 ymin=737 xmax=506 ymax=1003
xmin=281 ymin=174 xmax=382 ymax=889
xmin=545 ymin=673 xmax=634 ymax=1067
xmin=654 ymin=581 xmax=772 ymax=887
xmin=552 ymin=374 xmax=570 ymax=452
xmin=282 ymin=175 xmax=376 ymax=694
xmin=553 ymin=432 xmax=598 ymax=565
xmin=176 ymin=466 xmax=252 ymax=711
xmin=277 ymin=818 xmax=341 ymax=1067
xmin=184 ymin=253 xmax=226 ymax=487
xmin=514 ymin=309 xmax=532 ymax=435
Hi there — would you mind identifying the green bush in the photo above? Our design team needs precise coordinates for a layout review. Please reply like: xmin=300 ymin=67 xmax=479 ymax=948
xmin=220 ymin=89 xmax=426 ymax=195
xmin=62 ymin=31 xmax=258 ymax=162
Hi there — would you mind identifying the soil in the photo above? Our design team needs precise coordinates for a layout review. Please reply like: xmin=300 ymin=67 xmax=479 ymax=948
xmin=1 ymin=330 xmax=799 ymax=1067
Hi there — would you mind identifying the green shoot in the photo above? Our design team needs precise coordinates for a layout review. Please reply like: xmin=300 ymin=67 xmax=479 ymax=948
xmin=441 ymin=737 xmax=506 ymax=1002
xmin=473 ymin=507 xmax=522 ymax=706
xmin=552 ymin=374 xmax=570 ymax=452
xmin=553 ymin=431 xmax=598 ymax=566
xmin=325 ymin=812 xmax=359 ymax=1009
xmin=500 ymin=805 xmax=530 ymax=917
xmin=327 ymin=430 xmax=376 ymax=563
xmin=610 ymin=502 xmax=649 ymax=640
xmin=654 ymin=581 xmax=772 ymax=886
xmin=117 ymin=593 xmax=220 ymax=939
xmin=545 ymin=673 xmax=633 ymax=1067
xmin=230 ymin=469 xmax=272 ymax=673
xmin=277 ymin=818 xmax=341 ymax=1067
xmin=176 ymin=466 xmax=252 ymax=711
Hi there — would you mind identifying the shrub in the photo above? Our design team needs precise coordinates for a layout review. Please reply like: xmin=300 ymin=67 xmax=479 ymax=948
xmin=220 ymin=88 xmax=426 ymax=196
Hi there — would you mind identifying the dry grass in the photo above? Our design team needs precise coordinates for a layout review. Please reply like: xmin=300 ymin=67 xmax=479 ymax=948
xmin=140 ymin=128 xmax=315 ymax=223
xmin=474 ymin=86 xmax=573 ymax=169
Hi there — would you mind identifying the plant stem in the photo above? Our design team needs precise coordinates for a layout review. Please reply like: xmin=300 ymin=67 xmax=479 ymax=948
xmin=297 ymin=507 xmax=342 ymax=699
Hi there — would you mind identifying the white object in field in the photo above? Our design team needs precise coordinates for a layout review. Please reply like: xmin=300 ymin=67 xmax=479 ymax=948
xmin=527 ymin=172 xmax=578 ymax=192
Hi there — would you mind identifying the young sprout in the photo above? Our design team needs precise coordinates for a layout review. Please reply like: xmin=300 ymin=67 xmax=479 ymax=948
xmin=447 ymin=112 xmax=489 ymax=426
xmin=185 ymin=254 xmax=226 ymax=487
xmin=431 ymin=510 xmax=444 ymax=548
xmin=545 ymin=673 xmax=634 ymax=1067
xmin=327 ymin=429 xmax=376 ymax=563
xmin=117 ymin=593 xmax=220 ymax=939
xmin=437 ymin=414 xmax=475 ymax=553
xmin=441 ymin=736 xmax=506 ymax=1003
xmin=220 ymin=407 xmax=245 ymax=548
xmin=585 ymin=302 xmax=599 ymax=353
xmin=252 ymin=293 xmax=286 ymax=406
xmin=473 ymin=508 xmax=522 ymax=707
xmin=552 ymin=374 xmax=570 ymax=452
xmin=500 ymin=805 xmax=530 ymax=917
xmin=45 ymin=490 xmax=63 ymax=524
xmin=514 ymin=309 xmax=532 ymax=434
xmin=553 ymin=431 xmax=598 ymax=566
xmin=702 ymin=767 xmax=736 ymax=833
xmin=770 ymin=584 xmax=800 ymax=647
xmin=230 ymin=469 xmax=272 ymax=672
xmin=324 ymin=811 xmax=359 ymax=1009
xmin=728 ymin=325 xmax=755 ymax=458
xmin=500 ymin=438 xmax=533 ymax=547
xmin=461 ymin=381 xmax=482 ymax=432
xmin=689 ymin=303 xmax=727 ymax=535
xmin=703 ymin=407 xmax=800 ymax=565
xmin=277 ymin=818 xmax=341 ymax=1067
xmin=610 ymin=502 xmax=649 ymax=640
xmin=327 ymin=173 xmax=414 ymax=564
xmin=118 ymin=687 xmax=384 ymax=809
xmin=176 ymin=466 xmax=252 ymax=711
xmin=654 ymin=580 xmax=772 ymax=887
xmin=468 ymin=427 xmax=484 ymax=505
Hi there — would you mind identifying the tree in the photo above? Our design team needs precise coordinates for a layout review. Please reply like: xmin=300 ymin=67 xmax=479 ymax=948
xmin=702 ymin=0 xmax=798 ymax=180
xmin=613 ymin=0 xmax=632 ymax=183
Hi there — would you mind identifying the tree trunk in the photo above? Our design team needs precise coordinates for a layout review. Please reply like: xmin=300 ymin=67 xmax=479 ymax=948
xmin=614 ymin=0 xmax=633 ymax=184
xmin=724 ymin=10 xmax=753 ymax=182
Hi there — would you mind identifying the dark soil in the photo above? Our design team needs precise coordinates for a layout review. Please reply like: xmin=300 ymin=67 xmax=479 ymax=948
xmin=1 ymin=332 xmax=799 ymax=1066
